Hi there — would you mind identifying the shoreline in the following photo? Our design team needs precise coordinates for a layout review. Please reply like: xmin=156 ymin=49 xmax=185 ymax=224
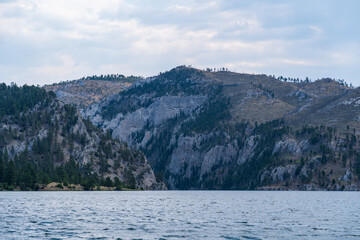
xmin=0 ymin=182 xmax=139 ymax=192
xmin=1 ymin=182 xmax=359 ymax=192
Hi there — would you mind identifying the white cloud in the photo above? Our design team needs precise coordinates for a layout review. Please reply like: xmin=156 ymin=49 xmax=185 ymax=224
xmin=167 ymin=5 xmax=192 ymax=12
xmin=0 ymin=0 xmax=359 ymax=86
xmin=279 ymin=59 xmax=320 ymax=67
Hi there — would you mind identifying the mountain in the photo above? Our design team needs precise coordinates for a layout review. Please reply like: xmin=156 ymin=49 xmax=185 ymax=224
xmin=44 ymin=74 xmax=142 ymax=108
xmin=82 ymin=66 xmax=360 ymax=190
xmin=0 ymin=83 xmax=164 ymax=190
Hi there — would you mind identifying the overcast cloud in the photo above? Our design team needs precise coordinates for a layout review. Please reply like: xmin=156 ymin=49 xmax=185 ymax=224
xmin=0 ymin=0 xmax=359 ymax=86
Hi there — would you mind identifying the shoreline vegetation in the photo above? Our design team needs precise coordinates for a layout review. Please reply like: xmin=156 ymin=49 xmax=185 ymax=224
xmin=0 ymin=182 xmax=139 ymax=191
xmin=0 ymin=182 xmax=359 ymax=191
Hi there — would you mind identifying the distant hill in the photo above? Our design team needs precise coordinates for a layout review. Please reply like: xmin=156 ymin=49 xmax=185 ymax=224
xmin=81 ymin=66 xmax=360 ymax=190
xmin=0 ymin=83 xmax=164 ymax=191
xmin=44 ymin=74 xmax=142 ymax=108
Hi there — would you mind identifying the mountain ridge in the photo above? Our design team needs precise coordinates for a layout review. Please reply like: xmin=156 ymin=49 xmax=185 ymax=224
xmin=0 ymin=83 xmax=164 ymax=190
xmin=79 ymin=66 xmax=360 ymax=190
xmin=44 ymin=74 xmax=143 ymax=108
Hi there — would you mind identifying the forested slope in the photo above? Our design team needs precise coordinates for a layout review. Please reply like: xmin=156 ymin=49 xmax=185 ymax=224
xmin=83 ymin=66 xmax=360 ymax=190
xmin=0 ymin=83 xmax=163 ymax=190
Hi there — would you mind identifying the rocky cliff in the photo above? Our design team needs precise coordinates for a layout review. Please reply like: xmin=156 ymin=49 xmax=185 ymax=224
xmin=78 ymin=66 xmax=360 ymax=190
xmin=0 ymin=84 xmax=163 ymax=190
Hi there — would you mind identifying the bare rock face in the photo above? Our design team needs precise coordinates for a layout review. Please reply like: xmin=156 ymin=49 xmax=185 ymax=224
xmin=79 ymin=67 xmax=360 ymax=190
xmin=83 ymin=95 xmax=207 ymax=145
xmin=286 ymin=89 xmax=311 ymax=102
xmin=165 ymin=133 xmax=240 ymax=189
xmin=200 ymin=140 xmax=238 ymax=176
xmin=1 ymin=99 xmax=164 ymax=190
xmin=272 ymin=139 xmax=309 ymax=156
xmin=168 ymin=135 xmax=202 ymax=179
xmin=341 ymin=169 xmax=354 ymax=182
xmin=237 ymin=136 xmax=257 ymax=164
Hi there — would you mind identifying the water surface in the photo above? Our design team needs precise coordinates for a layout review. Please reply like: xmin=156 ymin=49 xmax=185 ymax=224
xmin=0 ymin=191 xmax=359 ymax=239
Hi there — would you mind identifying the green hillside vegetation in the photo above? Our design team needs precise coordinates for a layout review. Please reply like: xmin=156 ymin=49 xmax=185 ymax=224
xmin=0 ymin=83 xmax=53 ymax=122
xmin=59 ymin=74 xmax=143 ymax=84
xmin=86 ymin=66 xmax=360 ymax=190
xmin=102 ymin=67 xmax=207 ymax=120
xmin=0 ymin=84 xmax=153 ymax=191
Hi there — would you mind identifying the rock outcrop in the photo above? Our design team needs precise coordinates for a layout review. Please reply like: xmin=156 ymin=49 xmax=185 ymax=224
xmin=0 ymin=85 xmax=164 ymax=190
xmin=77 ymin=66 xmax=360 ymax=190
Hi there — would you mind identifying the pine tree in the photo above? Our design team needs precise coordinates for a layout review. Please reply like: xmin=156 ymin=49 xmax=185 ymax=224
xmin=5 ymin=160 xmax=16 ymax=186
xmin=0 ymin=156 xmax=4 ymax=182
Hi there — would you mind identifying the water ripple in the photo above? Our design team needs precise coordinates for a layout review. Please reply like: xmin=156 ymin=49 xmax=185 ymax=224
xmin=0 ymin=191 xmax=359 ymax=239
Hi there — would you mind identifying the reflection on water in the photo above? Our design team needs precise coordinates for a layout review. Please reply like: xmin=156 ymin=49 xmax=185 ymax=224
xmin=0 ymin=191 xmax=359 ymax=239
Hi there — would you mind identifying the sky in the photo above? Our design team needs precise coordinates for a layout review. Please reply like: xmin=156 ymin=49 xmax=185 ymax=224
xmin=0 ymin=0 xmax=359 ymax=86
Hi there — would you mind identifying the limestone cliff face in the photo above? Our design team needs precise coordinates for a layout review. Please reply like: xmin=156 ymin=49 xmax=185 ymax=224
xmin=83 ymin=95 xmax=207 ymax=145
xmin=81 ymin=66 xmax=360 ymax=190
xmin=1 ymin=97 xmax=164 ymax=190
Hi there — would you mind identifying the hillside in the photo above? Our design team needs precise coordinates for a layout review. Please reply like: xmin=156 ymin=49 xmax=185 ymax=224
xmin=44 ymin=74 xmax=142 ymax=108
xmin=82 ymin=66 xmax=360 ymax=190
xmin=0 ymin=83 xmax=164 ymax=190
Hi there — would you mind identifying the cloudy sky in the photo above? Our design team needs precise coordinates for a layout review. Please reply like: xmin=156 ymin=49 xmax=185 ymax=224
xmin=0 ymin=0 xmax=359 ymax=86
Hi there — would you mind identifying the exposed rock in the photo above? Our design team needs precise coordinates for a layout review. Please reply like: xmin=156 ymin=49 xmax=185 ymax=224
xmin=79 ymin=66 xmax=360 ymax=190
xmin=83 ymin=95 xmax=207 ymax=145
xmin=344 ymin=184 xmax=359 ymax=191
xmin=1 ymin=98 xmax=164 ymax=190
xmin=168 ymin=136 xmax=202 ymax=179
xmin=338 ymin=98 xmax=360 ymax=107
xmin=341 ymin=169 xmax=354 ymax=182
xmin=237 ymin=136 xmax=257 ymax=164
xmin=273 ymin=139 xmax=301 ymax=156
